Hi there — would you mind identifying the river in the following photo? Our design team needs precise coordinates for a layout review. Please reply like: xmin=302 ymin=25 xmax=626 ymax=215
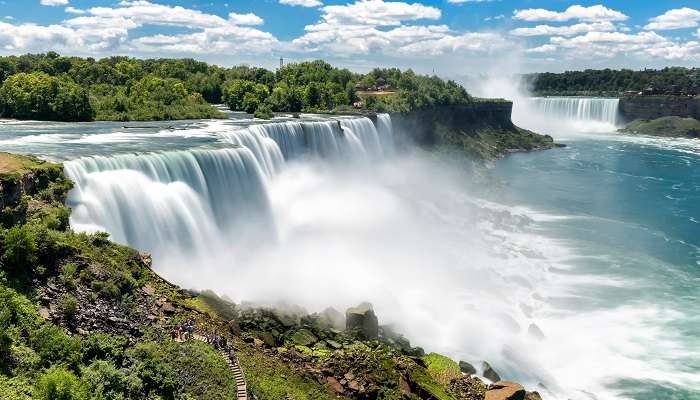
xmin=0 ymin=101 xmax=697 ymax=399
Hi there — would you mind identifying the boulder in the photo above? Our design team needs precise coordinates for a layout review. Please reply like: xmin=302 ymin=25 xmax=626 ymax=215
xmin=482 ymin=361 xmax=502 ymax=382
xmin=346 ymin=302 xmax=379 ymax=340
xmin=485 ymin=381 xmax=525 ymax=400
xmin=141 ymin=284 xmax=156 ymax=296
xmin=459 ymin=360 xmax=477 ymax=375
xmin=525 ymin=391 xmax=543 ymax=400
xmin=326 ymin=376 xmax=344 ymax=394
xmin=289 ymin=328 xmax=318 ymax=346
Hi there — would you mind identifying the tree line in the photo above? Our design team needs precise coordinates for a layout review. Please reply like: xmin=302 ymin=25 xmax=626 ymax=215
xmin=0 ymin=52 xmax=472 ymax=122
xmin=525 ymin=67 xmax=700 ymax=96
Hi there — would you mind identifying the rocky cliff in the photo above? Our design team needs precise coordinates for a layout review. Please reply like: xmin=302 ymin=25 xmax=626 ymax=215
xmin=389 ymin=101 xmax=555 ymax=161
xmin=619 ymin=95 xmax=700 ymax=121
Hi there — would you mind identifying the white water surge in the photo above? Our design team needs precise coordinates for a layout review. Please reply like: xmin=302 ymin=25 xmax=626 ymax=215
xmin=59 ymin=112 xmax=694 ymax=400
xmin=527 ymin=97 xmax=621 ymax=133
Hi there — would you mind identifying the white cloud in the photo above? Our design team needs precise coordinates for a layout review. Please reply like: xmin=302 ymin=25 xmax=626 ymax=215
xmin=40 ymin=0 xmax=68 ymax=5
xmin=513 ymin=5 xmax=627 ymax=23
xmin=526 ymin=44 xmax=556 ymax=54
xmin=65 ymin=6 xmax=85 ymax=14
xmin=536 ymin=31 xmax=700 ymax=61
xmin=0 ymin=1 xmax=276 ymax=55
xmin=228 ymin=12 xmax=264 ymax=26
xmin=279 ymin=0 xmax=322 ymax=7
xmin=645 ymin=8 xmax=700 ymax=31
xmin=291 ymin=0 xmax=510 ymax=58
xmin=320 ymin=0 xmax=441 ymax=27
xmin=510 ymin=21 xmax=615 ymax=37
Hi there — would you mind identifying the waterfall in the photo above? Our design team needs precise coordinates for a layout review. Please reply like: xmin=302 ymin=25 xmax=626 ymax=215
xmin=65 ymin=115 xmax=394 ymax=260
xmin=529 ymin=97 xmax=621 ymax=128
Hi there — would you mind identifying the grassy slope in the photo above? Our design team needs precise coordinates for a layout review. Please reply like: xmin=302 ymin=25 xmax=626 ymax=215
xmin=620 ymin=116 xmax=700 ymax=138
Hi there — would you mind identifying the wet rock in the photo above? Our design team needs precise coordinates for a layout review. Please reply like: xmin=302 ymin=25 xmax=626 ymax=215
xmin=483 ymin=361 xmax=502 ymax=382
xmin=485 ymin=381 xmax=525 ymax=400
xmin=528 ymin=324 xmax=545 ymax=341
xmin=325 ymin=339 xmax=343 ymax=350
xmin=139 ymin=252 xmax=152 ymax=268
xmin=346 ymin=303 xmax=378 ymax=340
xmin=326 ymin=376 xmax=344 ymax=394
xmin=289 ymin=328 xmax=318 ymax=346
xmin=459 ymin=360 xmax=477 ymax=375
xmin=525 ymin=391 xmax=543 ymax=400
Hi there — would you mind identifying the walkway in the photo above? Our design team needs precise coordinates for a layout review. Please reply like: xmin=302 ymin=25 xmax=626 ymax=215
xmin=175 ymin=329 xmax=248 ymax=400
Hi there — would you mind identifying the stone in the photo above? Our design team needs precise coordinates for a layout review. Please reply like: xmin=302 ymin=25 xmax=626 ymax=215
xmin=347 ymin=379 xmax=360 ymax=391
xmin=527 ymin=324 xmax=545 ymax=341
xmin=326 ymin=377 xmax=344 ymax=394
xmin=289 ymin=328 xmax=318 ymax=347
xmin=525 ymin=391 xmax=543 ymax=400
xmin=325 ymin=339 xmax=343 ymax=350
xmin=399 ymin=376 xmax=412 ymax=397
xmin=459 ymin=360 xmax=477 ymax=375
xmin=141 ymin=284 xmax=156 ymax=296
xmin=39 ymin=307 xmax=51 ymax=319
xmin=483 ymin=361 xmax=502 ymax=382
xmin=345 ymin=302 xmax=379 ymax=340
xmin=485 ymin=381 xmax=525 ymax=400
xmin=139 ymin=252 xmax=153 ymax=268
xmin=161 ymin=302 xmax=175 ymax=313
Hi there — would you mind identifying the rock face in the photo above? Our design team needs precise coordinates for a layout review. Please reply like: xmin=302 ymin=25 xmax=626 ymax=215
xmin=345 ymin=303 xmax=379 ymax=340
xmin=485 ymin=381 xmax=526 ymax=400
xmin=483 ymin=361 xmax=502 ymax=382
xmin=459 ymin=360 xmax=477 ymax=375
xmin=619 ymin=95 xmax=700 ymax=121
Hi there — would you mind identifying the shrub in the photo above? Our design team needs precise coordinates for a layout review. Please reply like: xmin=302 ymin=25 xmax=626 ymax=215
xmin=254 ymin=104 xmax=274 ymax=120
xmin=35 ymin=366 xmax=88 ymax=400
xmin=57 ymin=294 xmax=78 ymax=321
xmin=1 ymin=225 xmax=38 ymax=277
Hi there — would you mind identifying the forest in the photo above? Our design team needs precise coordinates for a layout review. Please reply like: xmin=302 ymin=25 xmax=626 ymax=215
xmin=525 ymin=67 xmax=700 ymax=96
xmin=0 ymin=52 xmax=471 ymax=121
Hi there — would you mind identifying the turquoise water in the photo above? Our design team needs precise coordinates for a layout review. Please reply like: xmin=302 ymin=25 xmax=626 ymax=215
xmin=490 ymin=134 xmax=700 ymax=399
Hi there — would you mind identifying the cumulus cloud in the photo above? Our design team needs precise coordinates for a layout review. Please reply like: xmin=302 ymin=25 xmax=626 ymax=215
xmin=513 ymin=5 xmax=627 ymax=23
xmin=290 ymin=0 xmax=511 ymax=58
xmin=228 ymin=12 xmax=264 ymax=26
xmin=65 ymin=6 xmax=85 ymax=14
xmin=645 ymin=8 xmax=700 ymax=31
xmin=511 ymin=21 xmax=615 ymax=37
xmin=529 ymin=30 xmax=700 ymax=61
xmin=279 ymin=0 xmax=322 ymax=7
xmin=0 ymin=1 xmax=275 ymax=55
xmin=40 ymin=0 xmax=68 ymax=6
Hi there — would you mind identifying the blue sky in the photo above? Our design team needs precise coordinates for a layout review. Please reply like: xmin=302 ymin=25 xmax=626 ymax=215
xmin=1 ymin=0 xmax=699 ymax=76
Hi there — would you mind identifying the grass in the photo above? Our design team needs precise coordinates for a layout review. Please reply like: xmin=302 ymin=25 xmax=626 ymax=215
xmin=237 ymin=345 xmax=334 ymax=400
xmin=422 ymin=353 xmax=461 ymax=386
xmin=620 ymin=116 xmax=700 ymax=138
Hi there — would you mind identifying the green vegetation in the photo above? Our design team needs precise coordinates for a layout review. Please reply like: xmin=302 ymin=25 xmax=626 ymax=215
xmin=0 ymin=153 xmax=239 ymax=399
xmin=422 ymin=353 xmax=461 ymax=386
xmin=0 ymin=53 xmax=473 ymax=121
xmin=526 ymin=67 xmax=700 ymax=96
xmin=619 ymin=116 xmax=700 ymax=138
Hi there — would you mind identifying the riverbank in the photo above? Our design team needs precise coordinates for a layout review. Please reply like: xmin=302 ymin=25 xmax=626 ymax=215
xmin=0 ymin=152 xmax=544 ymax=399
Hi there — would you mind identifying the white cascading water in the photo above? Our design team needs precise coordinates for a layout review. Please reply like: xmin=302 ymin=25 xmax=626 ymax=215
xmin=64 ymin=113 xmax=645 ymax=400
xmin=66 ymin=116 xmax=394 ymax=260
xmin=527 ymin=97 xmax=621 ymax=132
